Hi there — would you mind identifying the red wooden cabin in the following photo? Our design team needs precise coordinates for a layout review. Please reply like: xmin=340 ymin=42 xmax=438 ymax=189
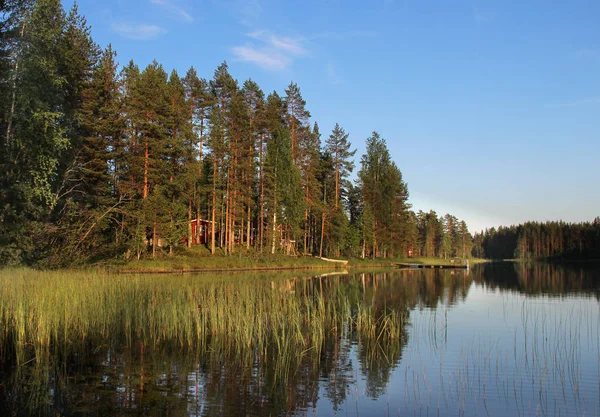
xmin=189 ymin=219 xmax=212 ymax=245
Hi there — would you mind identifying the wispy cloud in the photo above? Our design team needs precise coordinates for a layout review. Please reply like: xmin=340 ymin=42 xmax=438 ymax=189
xmin=232 ymin=29 xmax=376 ymax=71
xmin=112 ymin=23 xmax=167 ymax=40
xmin=248 ymin=30 xmax=307 ymax=55
xmin=150 ymin=0 xmax=193 ymax=22
xmin=232 ymin=46 xmax=289 ymax=71
xmin=556 ymin=97 xmax=600 ymax=107
xmin=232 ymin=30 xmax=307 ymax=71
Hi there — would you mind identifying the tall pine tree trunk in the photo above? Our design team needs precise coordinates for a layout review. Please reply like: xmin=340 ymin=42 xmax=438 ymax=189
xmin=211 ymin=158 xmax=217 ymax=254
xmin=225 ymin=166 xmax=230 ymax=254
xmin=271 ymin=211 xmax=277 ymax=254
xmin=230 ymin=184 xmax=237 ymax=254
xmin=187 ymin=199 xmax=192 ymax=248
xmin=196 ymin=120 xmax=204 ymax=244
xmin=303 ymin=175 xmax=309 ymax=254
xmin=152 ymin=221 xmax=157 ymax=259
xmin=259 ymin=135 xmax=265 ymax=253
xmin=271 ymin=178 xmax=278 ymax=255
xmin=246 ymin=202 xmax=251 ymax=249
xmin=304 ymin=208 xmax=309 ymax=255
xmin=143 ymin=137 xmax=149 ymax=199
xmin=319 ymin=212 xmax=325 ymax=258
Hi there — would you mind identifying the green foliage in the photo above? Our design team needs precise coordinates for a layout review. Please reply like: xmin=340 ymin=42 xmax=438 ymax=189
xmin=357 ymin=132 xmax=410 ymax=258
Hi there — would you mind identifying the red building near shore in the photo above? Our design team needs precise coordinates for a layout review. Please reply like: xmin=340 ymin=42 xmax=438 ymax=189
xmin=189 ymin=219 xmax=212 ymax=245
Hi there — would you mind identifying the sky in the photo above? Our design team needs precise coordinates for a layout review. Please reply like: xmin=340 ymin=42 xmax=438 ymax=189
xmin=68 ymin=0 xmax=599 ymax=233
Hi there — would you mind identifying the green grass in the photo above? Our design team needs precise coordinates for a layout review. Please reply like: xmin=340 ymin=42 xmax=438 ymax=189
xmin=109 ymin=245 xmax=487 ymax=272
xmin=347 ymin=256 xmax=488 ymax=268
xmin=113 ymin=247 xmax=345 ymax=272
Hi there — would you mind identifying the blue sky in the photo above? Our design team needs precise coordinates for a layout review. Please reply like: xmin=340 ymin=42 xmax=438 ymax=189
xmin=70 ymin=0 xmax=599 ymax=233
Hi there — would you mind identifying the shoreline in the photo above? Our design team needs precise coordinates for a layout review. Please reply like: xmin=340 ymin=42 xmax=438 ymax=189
xmin=110 ymin=255 xmax=488 ymax=275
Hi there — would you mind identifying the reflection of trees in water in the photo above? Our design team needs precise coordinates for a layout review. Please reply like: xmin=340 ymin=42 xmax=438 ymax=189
xmin=1 ymin=342 xmax=200 ymax=416
xmin=295 ymin=270 xmax=472 ymax=401
xmin=320 ymin=333 xmax=354 ymax=411
xmin=471 ymin=262 xmax=600 ymax=299
xmin=354 ymin=270 xmax=472 ymax=311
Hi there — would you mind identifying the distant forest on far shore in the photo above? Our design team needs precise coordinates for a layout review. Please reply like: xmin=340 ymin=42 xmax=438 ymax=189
xmin=473 ymin=219 xmax=600 ymax=260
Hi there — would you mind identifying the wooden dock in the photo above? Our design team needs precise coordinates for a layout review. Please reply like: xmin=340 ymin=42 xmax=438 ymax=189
xmin=317 ymin=257 xmax=349 ymax=266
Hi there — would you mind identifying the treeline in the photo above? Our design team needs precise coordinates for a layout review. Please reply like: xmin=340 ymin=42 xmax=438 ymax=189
xmin=411 ymin=211 xmax=473 ymax=259
xmin=0 ymin=1 xmax=473 ymax=266
xmin=472 ymin=219 xmax=600 ymax=260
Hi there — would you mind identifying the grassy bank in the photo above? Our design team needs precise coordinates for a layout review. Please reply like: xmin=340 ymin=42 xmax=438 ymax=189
xmin=110 ymin=246 xmax=487 ymax=273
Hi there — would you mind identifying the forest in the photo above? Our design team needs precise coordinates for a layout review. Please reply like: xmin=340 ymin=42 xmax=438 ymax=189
xmin=0 ymin=0 xmax=477 ymax=267
xmin=1 ymin=1 xmax=597 ymax=267
xmin=473 ymin=219 xmax=600 ymax=260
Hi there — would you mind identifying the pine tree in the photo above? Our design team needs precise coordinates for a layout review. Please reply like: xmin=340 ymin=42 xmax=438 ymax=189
xmin=325 ymin=123 xmax=355 ymax=209
xmin=64 ymin=44 xmax=125 ymax=261
xmin=131 ymin=61 xmax=171 ymax=257
xmin=241 ymin=79 xmax=264 ymax=250
xmin=298 ymin=122 xmax=321 ymax=254
xmin=208 ymin=61 xmax=237 ymax=254
xmin=79 ymin=45 xmax=122 ymax=204
xmin=284 ymin=81 xmax=310 ymax=164
xmin=264 ymin=92 xmax=302 ymax=254
xmin=183 ymin=67 xmax=212 ymax=246
xmin=358 ymin=132 xmax=409 ymax=258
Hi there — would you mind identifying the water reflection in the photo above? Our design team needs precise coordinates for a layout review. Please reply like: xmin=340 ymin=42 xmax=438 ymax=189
xmin=1 ymin=263 xmax=599 ymax=416
xmin=472 ymin=261 xmax=600 ymax=298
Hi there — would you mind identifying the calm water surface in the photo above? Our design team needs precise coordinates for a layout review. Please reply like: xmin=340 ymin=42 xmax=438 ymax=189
xmin=1 ymin=262 xmax=599 ymax=416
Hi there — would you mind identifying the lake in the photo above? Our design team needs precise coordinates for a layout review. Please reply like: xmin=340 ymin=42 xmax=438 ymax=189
xmin=0 ymin=262 xmax=599 ymax=416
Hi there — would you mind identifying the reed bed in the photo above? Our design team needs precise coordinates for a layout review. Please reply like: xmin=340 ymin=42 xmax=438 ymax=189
xmin=0 ymin=269 xmax=406 ymax=375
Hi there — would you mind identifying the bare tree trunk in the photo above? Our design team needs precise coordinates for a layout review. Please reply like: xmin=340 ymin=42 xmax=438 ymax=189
xmin=220 ymin=196 xmax=225 ymax=249
xmin=225 ymin=166 xmax=230 ymax=254
xmin=320 ymin=183 xmax=327 ymax=258
xmin=152 ymin=221 xmax=157 ymax=259
xmin=259 ymin=135 xmax=265 ymax=253
xmin=143 ymin=137 xmax=149 ymax=199
xmin=304 ymin=208 xmax=308 ymax=255
xmin=361 ymin=238 xmax=366 ymax=259
xmin=187 ymin=199 xmax=193 ymax=248
xmin=303 ymin=174 xmax=309 ymax=255
xmin=271 ymin=211 xmax=277 ymax=255
xmin=230 ymin=185 xmax=237 ymax=254
xmin=211 ymin=159 xmax=217 ymax=254
xmin=319 ymin=212 xmax=325 ymax=258
xmin=246 ymin=202 xmax=251 ymax=250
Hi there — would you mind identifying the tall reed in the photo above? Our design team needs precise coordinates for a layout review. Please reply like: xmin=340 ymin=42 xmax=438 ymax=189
xmin=0 ymin=269 xmax=407 ymax=372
